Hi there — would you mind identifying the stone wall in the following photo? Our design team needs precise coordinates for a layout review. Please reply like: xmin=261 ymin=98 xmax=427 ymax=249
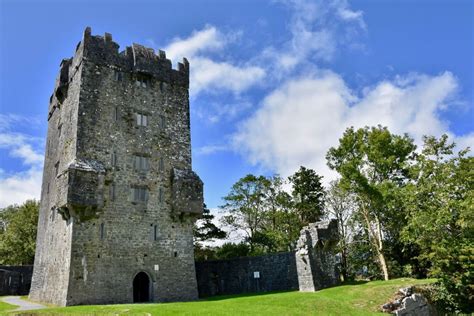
xmin=196 ymin=220 xmax=340 ymax=298
xmin=0 ymin=266 xmax=33 ymax=295
xmin=10 ymin=222 xmax=339 ymax=299
xmin=195 ymin=252 xmax=299 ymax=297
xmin=295 ymin=221 xmax=340 ymax=291
xmin=29 ymin=27 xmax=203 ymax=306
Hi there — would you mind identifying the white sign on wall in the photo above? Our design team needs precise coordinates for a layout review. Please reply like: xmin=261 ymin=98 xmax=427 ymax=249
xmin=154 ymin=264 xmax=159 ymax=271
xmin=253 ymin=271 xmax=260 ymax=279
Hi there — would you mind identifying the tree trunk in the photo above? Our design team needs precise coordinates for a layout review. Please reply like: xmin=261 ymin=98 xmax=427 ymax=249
xmin=361 ymin=202 xmax=390 ymax=280
xmin=377 ymin=250 xmax=389 ymax=281
xmin=338 ymin=216 xmax=349 ymax=281
xmin=374 ymin=214 xmax=389 ymax=281
xmin=341 ymin=247 xmax=348 ymax=281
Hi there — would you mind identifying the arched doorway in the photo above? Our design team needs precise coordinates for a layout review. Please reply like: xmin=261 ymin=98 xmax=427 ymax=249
xmin=133 ymin=272 xmax=151 ymax=303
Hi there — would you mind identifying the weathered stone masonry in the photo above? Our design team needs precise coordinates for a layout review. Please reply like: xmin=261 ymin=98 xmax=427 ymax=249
xmin=29 ymin=27 xmax=203 ymax=306
xmin=195 ymin=220 xmax=340 ymax=297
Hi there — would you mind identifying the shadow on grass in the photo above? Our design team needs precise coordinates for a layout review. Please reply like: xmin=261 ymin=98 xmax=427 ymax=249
xmin=200 ymin=290 xmax=298 ymax=301
xmin=200 ymin=281 xmax=371 ymax=301
xmin=340 ymin=280 xmax=369 ymax=286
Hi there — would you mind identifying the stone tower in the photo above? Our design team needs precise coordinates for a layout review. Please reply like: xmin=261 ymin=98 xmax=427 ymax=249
xmin=29 ymin=27 xmax=203 ymax=306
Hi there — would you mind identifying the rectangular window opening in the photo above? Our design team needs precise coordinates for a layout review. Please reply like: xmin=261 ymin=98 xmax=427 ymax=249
xmin=111 ymin=151 xmax=117 ymax=167
xmin=154 ymin=225 xmax=158 ymax=241
xmin=110 ymin=184 xmax=116 ymax=201
xmin=100 ymin=223 xmax=105 ymax=240
xmin=160 ymin=115 xmax=166 ymax=129
xmin=159 ymin=157 xmax=164 ymax=172
xmin=133 ymin=155 xmax=150 ymax=171
xmin=159 ymin=187 xmax=164 ymax=203
xmin=136 ymin=113 xmax=148 ymax=127
xmin=132 ymin=186 xmax=148 ymax=202
xmin=114 ymin=70 xmax=123 ymax=81
xmin=135 ymin=76 xmax=149 ymax=88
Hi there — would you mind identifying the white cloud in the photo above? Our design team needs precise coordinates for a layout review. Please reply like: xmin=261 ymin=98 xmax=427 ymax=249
xmin=262 ymin=0 xmax=367 ymax=76
xmin=0 ymin=133 xmax=43 ymax=165
xmin=202 ymin=100 xmax=252 ymax=124
xmin=165 ymin=26 xmax=226 ymax=62
xmin=455 ymin=132 xmax=474 ymax=152
xmin=0 ymin=113 xmax=41 ymax=131
xmin=190 ymin=57 xmax=265 ymax=95
xmin=164 ymin=26 xmax=265 ymax=96
xmin=196 ymin=144 xmax=229 ymax=156
xmin=0 ymin=168 xmax=42 ymax=208
xmin=0 ymin=114 xmax=44 ymax=207
xmin=233 ymin=71 xmax=470 ymax=181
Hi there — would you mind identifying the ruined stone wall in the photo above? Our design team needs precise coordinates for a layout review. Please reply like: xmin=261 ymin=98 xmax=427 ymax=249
xmin=195 ymin=252 xmax=299 ymax=297
xmin=30 ymin=27 xmax=203 ymax=306
xmin=196 ymin=220 xmax=340 ymax=298
xmin=295 ymin=220 xmax=340 ymax=291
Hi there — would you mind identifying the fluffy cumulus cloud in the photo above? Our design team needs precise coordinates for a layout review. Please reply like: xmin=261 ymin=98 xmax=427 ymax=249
xmin=0 ymin=114 xmax=44 ymax=207
xmin=233 ymin=71 xmax=469 ymax=181
xmin=0 ymin=168 xmax=43 ymax=208
xmin=164 ymin=26 xmax=265 ymax=96
xmin=165 ymin=26 xmax=226 ymax=60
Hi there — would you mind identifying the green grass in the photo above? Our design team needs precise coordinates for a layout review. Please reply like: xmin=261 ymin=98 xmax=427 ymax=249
xmin=6 ymin=278 xmax=435 ymax=315
xmin=0 ymin=299 xmax=18 ymax=314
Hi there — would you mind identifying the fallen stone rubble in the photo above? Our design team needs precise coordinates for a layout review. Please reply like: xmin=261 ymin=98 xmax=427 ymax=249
xmin=381 ymin=286 xmax=437 ymax=316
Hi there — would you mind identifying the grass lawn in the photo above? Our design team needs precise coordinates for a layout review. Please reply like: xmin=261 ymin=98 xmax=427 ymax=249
xmin=4 ymin=278 xmax=435 ymax=315
xmin=0 ymin=300 xmax=18 ymax=314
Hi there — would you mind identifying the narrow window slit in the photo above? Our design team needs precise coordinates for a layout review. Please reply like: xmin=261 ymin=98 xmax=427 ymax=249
xmin=100 ymin=223 xmax=105 ymax=240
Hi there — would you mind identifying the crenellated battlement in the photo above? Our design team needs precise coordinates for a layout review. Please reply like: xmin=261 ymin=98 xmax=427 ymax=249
xmin=79 ymin=26 xmax=189 ymax=87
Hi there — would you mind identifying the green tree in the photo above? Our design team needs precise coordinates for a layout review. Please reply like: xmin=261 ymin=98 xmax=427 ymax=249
xmin=326 ymin=180 xmax=357 ymax=281
xmin=288 ymin=166 xmax=325 ymax=224
xmin=326 ymin=126 xmax=416 ymax=280
xmin=259 ymin=175 xmax=300 ymax=252
xmin=0 ymin=200 xmax=39 ymax=265
xmin=221 ymin=174 xmax=302 ymax=254
xmin=401 ymin=135 xmax=474 ymax=313
xmin=194 ymin=203 xmax=226 ymax=244
xmin=215 ymin=242 xmax=251 ymax=259
xmin=221 ymin=174 xmax=271 ymax=252
xmin=194 ymin=203 xmax=227 ymax=261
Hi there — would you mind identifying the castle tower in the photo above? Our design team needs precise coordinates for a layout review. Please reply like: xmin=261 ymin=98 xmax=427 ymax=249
xmin=29 ymin=27 xmax=203 ymax=306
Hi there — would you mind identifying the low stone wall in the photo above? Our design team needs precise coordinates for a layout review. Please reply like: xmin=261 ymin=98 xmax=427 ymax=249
xmin=196 ymin=220 xmax=340 ymax=298
xmin=0 ymin=265 xmax=33 ymax=295
xmin=195 ymin=252 xmax=299 ymax=297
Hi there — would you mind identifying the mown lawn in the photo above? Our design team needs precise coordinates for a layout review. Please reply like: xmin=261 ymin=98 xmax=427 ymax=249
xmin=4 ymin=278 xmax=435 ymax=315
xmin=0 ymin=300 xmax=18 ymax=314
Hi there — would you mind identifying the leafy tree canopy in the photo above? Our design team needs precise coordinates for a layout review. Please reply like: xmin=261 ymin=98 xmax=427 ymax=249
xmin=0 ymin=200 xmax=39 ymax=265
xmin=326 ymin=126 xmax=416 ymax=280
xmin=401 ymin=135 xmax=473 ymax=313
xmin=289 ymin=166 xmax=325 ymax=224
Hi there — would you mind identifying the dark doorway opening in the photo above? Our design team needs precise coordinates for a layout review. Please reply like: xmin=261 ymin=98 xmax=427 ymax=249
xmin=133 ymin=272 xmax=151 ymax=303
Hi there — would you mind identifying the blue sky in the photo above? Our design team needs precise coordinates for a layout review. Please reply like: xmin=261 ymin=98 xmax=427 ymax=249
xmin=0 ymin=0 xmax=473 ymax=209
